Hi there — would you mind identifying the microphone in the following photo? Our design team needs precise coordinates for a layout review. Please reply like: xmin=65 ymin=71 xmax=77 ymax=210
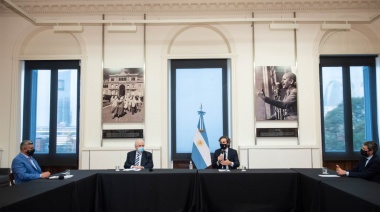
xmin=149 ymin=168 xmax=153 ymax=172
xmin=58 ymin=174 xmax=65 ymax=180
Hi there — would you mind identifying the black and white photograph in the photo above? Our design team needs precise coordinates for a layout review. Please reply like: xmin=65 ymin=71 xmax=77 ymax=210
xmin=255 ymin=66 xmax=298 ymax=121
xmin=102 ymin=68 xmax=144 ymax=123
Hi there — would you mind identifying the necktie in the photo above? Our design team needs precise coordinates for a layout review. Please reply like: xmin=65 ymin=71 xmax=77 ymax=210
xmin=29 ymin=157 xmax=37 ymax=169
xmin=365 ymin=158 xmax=369 ymax=167
xmin=223 ymin=151 xmax=226 ymax=169
xmin=135 ymin=153 xmax=140 ymax=166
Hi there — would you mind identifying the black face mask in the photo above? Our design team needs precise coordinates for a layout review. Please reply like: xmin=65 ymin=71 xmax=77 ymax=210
xmin=220 ymin=144 xmax=227 ymax=150
xmin=26 ymin=149 xmax=35 ymax=156
xmin=360 ymin=149 xmax=368 ymax=157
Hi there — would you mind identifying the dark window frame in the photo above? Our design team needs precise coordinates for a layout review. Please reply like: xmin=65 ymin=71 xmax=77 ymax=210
xmin=320 ymin=55 xmax=378 ymax=161
xmin=23 ymin=60 xmax=80 ymax=166
xmin=170 ymin=59 xmax=229 ymax=160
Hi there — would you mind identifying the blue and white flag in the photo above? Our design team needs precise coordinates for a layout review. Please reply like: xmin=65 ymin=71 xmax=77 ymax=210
xmin=191 ymin=105 xmax=211 ymax=169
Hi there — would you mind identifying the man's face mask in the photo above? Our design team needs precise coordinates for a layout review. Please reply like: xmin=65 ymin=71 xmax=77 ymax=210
xmin=26 ymin=149 xmax=35 ymax=156
xmin=360 ymin=149 xmax=369 ymax=157
xmin=220 ymin=143 xmax=227 ymax=150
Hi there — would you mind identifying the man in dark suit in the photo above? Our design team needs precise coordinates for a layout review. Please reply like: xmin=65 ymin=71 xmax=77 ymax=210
xmin=212 ymin=136 xmax=240 ymax=169
xmin=124 ymin=139 xmax=153 ymax=169
xmin=11 ymin=140 xmax=50 ymax=184
xmin=336 ymin=141 xmax=380 ymax=183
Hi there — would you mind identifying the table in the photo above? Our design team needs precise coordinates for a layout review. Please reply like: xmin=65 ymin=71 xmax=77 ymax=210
xmin=2 ymin=169 xmax=380 ymax=212
xmin=0 ymin=170 xmax=98 ymax=212
xmin=197 ymin=169 xmax=299 ymax=212
xmin=95 ymin=169 xmax=198 ymax=212
xmin=292 ymin=168 xmax=380 ymax=212
xmin=321 ymin=180 xmax=380 ymax=212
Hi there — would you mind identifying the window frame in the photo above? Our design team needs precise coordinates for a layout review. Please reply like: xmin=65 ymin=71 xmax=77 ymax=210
xmin=320 ymin=55 xmax=378 ymax=161
xmin=170 ymin=59 xmax=230 ymax=161
xmin=23 ymin=60 xmax=80 ymax=166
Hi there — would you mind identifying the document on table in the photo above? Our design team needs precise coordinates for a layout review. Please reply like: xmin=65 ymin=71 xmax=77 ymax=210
xmin=318 ymin=174 xmax=340 ymax=177
xmin=123 ymin=168 xmax=141 ymax=171
xmin=218 ymin=169 xmax=230 ymax=172
xmin=49 ymin=175 xmax=74 ymax=179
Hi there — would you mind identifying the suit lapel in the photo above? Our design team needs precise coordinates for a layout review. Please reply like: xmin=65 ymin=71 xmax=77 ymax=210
xmin=141 ymin=152 xmax=146 ymax=165
xmin=21 ymin=154 xmax=37 ymax=171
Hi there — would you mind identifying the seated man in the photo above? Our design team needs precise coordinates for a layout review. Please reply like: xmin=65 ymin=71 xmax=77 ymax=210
xmin=11 ymin=140 xmax=50 ymax=184
xmin=336 ymin=141 xmax=380 ymax=183
xmin=212 ymin=135 xmax=240 ymax=169
xmin=124 ymin=139 xmax=153 ymax=169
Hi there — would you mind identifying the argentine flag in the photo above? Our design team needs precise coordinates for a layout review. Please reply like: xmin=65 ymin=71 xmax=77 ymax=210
xmin=191 ymin=106 xmax=211 ymax=169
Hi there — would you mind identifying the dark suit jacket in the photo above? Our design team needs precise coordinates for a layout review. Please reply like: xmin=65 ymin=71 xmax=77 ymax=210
xmin=124 ymin=150 xmax=153 ymax=169
xmin=212 ymin=148 xmax=240 ymax=169
xmin=349 ymin=154 xmax=380 ymax=183
xmin=11 ymin=153 xmax=42 ymax=184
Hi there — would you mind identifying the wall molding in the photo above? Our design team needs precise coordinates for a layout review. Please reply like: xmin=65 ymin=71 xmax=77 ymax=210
xmin=1 ymin=0 xmax=379 ymax=15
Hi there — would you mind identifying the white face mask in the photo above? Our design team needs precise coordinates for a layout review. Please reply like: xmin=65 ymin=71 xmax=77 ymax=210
xmin=138 ymin=147 xmax=144 ymax=153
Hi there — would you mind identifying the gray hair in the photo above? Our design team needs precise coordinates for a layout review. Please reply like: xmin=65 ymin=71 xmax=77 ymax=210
xmin=134 ymin=139 xmax=145 ymax=146
xmin=20 ymin=140 xmax=33 ymax=150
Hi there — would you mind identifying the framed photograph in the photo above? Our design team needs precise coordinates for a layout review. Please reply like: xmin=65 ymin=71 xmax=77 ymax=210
xmin=102 ymin=68 xmax=144 ymax=123
xmin=255 ymin=66 xmax=298 ymax=121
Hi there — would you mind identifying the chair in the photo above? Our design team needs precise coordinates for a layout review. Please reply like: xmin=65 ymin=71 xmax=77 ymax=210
xmin=9 ymin=173 xmax=15 ymax=186
xmin=0 ymin=168 xmax=11 ymax=188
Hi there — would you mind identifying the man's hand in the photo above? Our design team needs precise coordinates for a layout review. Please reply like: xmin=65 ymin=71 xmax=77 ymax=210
xmin=217 ymin=154 xmax=223 ymax=162
xmin=336 ymin=165 xmax=346 ymax=176
xmin=41 ymin=171 xmax=51 ymax=178
xmin=220 ymin=159 xmax=232 ymax=166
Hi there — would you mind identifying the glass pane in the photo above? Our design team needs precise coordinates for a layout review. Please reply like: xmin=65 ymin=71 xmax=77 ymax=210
xmin=350 ymin=66 xmax=366 ymax=151
xmin=175 ymin=68 xmax=223 ymax=153
xmin=56 ymin=69 xmax=77 ymax=154
xmin=35 ymin=70 xmax=51 ymax=154
xmin=322 ymin=67 xmax=345 ymax=152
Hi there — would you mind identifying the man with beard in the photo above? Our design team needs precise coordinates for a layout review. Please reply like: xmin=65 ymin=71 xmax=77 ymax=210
xmin=336 ymin=141 xmax=380 ymax=183
xmin=11 ymin=140 xmax=50 ymax=184
xmin=212 ymin=136 xmax=240 ymax=170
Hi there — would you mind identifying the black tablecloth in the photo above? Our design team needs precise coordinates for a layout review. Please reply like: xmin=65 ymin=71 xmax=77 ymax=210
xmin=321 ymin=180 xmax=380 ymax=212
xmin=198 ymin=169 xmax=299 ymax=212
xmin=96 ymin=169 xmax=198 ymax=212
xmin=291 ymin=168 xmax=356 ymax=212
xmin=0 ymin=170 xmax=99 ymax=212
xmin=2 ymin=169 xmax=380 ymax=212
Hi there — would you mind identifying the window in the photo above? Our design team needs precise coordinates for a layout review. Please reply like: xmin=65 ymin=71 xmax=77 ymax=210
xmin=170 ymin=59 xmax=230 ymax=160
xmin=23 ymin=60 xmax=80 ymax=166
xmin=320 ymin=55 xmax=379 ymax=160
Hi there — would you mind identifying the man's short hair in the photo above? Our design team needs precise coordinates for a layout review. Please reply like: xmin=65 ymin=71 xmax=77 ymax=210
xmin=218 ymin=136 xmax=231 ymax=146
xmin=135 ymin=139 xmax=144 ymax=146
xmin=20 ymin=140 xmax=33 ymax=150
xmin=364 ymin=141 xmax=378 ymax=154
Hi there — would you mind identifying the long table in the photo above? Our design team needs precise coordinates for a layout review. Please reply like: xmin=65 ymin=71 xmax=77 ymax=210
xmin=1 ymin=169 xmax=380 ymax=212
xmin=198 ymin=169 xmax=298 ymax=212
xmin=293 ymin=168 xmax=380 ymax=212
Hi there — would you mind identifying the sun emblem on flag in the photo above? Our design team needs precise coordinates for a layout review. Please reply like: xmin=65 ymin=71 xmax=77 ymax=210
xmin=197 ymin=139 xmax=203 ymax=146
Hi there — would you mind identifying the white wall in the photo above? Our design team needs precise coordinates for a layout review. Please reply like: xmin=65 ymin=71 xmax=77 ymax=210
xmin=0 ymin=10 xmax=379 ymax=169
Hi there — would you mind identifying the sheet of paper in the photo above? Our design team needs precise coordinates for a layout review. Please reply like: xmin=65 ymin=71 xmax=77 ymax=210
xmin=218 ymin=169 xmax=230 ymax=172
xmin=123 ymin=168 xmax=141 ymax=171
xmin=318 ymin=174 xmax=340 ymax=177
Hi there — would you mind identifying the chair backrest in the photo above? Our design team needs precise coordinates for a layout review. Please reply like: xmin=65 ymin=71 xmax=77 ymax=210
xmin=9 ymin=173 xmax=15 ymax=186
xmin=0 ymin=168 xmax=11 ymax=187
